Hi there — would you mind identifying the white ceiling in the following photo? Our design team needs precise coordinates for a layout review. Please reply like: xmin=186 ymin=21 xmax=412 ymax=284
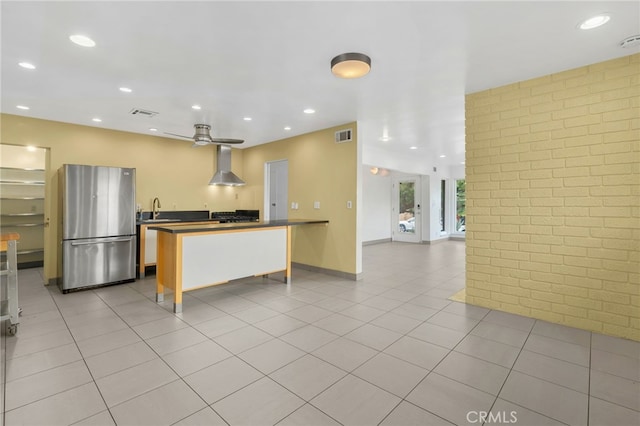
xmin=2 ymin=1 xmax=639 ymax=173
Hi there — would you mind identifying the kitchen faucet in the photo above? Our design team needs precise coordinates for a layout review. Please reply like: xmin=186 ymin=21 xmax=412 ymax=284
xmin=152 ymin=197 xmax=162 ymax=219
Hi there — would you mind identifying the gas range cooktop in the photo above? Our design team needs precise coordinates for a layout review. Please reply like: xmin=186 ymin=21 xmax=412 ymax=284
xmin=211 ymin=210 xmax=259 ymax=223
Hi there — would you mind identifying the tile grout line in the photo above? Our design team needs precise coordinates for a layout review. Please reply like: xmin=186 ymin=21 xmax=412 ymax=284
xmin=49 ymin=287 xmax=119 ymax=426
xmin=481 ymin=318 xmax=535 ymax=425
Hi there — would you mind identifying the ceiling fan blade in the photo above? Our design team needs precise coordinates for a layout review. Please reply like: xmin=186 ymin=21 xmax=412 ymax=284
xmin=211 ymin=138 xmax=244 ymax=144
xmin=164 ymin=131 xmax=193 ymax=139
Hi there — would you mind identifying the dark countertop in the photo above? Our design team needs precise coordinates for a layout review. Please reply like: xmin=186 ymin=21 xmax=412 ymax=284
xmin=138 ymin=218 xmax=219 ymax=226
xmin=148 ymin=219 xmax=329 ymax=234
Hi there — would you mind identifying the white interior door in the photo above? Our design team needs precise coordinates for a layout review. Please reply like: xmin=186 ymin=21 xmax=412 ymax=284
xmin=265 ymin=160 xmax=288 ymax=220
xmin=392 ymin=176 xmax=421 ymax=243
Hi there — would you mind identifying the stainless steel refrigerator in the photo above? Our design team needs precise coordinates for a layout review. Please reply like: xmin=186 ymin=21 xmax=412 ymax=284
xmin=59 ymin=164 xmax=136 ymax=292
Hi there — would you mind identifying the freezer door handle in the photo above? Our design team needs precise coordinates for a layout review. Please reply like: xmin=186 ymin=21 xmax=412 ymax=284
xmin=71 ymin=237 xmax=133 ymax=246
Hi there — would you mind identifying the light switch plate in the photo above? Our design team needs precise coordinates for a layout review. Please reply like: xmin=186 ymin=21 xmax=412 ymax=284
xmin=314 ymin=201 xmax=320 ymax=209
xmin=347 ymin=201 xmax=352 ymax=209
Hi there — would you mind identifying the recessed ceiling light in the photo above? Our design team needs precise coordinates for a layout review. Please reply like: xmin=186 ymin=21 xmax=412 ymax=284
xmin=284 ymin=126 xmax=291 ymax=131
xmin=243 ymin=117 xmax=252 ymax=121
xmin=18 ymin=62 xmax=35 ymax=70
xmin=149 ymin=128 xmax=158 ymax=132
xmin=119 ymin=87 xmax=132 ymax=93
xmin=440 ymin=154 xmax=446 ymax=158
xmin=69 ymin=34 xmax=96 ymax=47
xmin=409 ymin=146 xmax=418 ymax=150
xmin=579 ymin=14 xmax=610 ymax=30
xmin=303 ymin=108 xmax=315 ymax=114
xmin=92 ymin=117 xmax=102 ymax=122
xmin=16 ymin=105 xmax=29 ymax=110
xmin=192 ymin=104 xmax=201 ymax=110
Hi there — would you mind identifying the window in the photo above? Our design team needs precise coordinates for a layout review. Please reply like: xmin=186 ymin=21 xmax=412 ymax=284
xmin=440 ymin=179 xmax=446 ymax=232
xmin=456 ymin=179 xmax=466 ymax=232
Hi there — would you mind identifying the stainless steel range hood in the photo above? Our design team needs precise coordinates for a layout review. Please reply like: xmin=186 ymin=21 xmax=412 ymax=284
xmin=209 ymin=145 xmax=246 ymax=186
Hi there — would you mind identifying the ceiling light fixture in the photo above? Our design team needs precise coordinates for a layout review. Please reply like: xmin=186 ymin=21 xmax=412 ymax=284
xmin=578 ymin=14 xmax=610 ymax=30
xmin=331 ymin=52 xmax=371 ymax=79
xmin=303 ymin=108 xmax=315 ymax=114
xmin=243 ymin=117 xmax=252 ymax=121
xmin=439 ymin=154 xmax=446 ymax=158
xmin=69 ymin=34 xmax=96 ymax=47
xmin=92 ymin=118 xmax=102 ymax=122
xmin=192 ymin=104 xmax=201 ymax=110
xmin=379 ymin=136 xmax=391 ymax=142
xmin=19 ymin=62 xmax=35 ymax=69
xmin=284 ymin=126 xmax=291 ymax=131
xmin=16 ymin=105 xmax=29 ymax=110
xmin=149 ymin=128 xmax=158 ymax=132
xmin=409 ymin=146 xmax=418 ymax=150
xmin=119 ymin=87 xmax=132 ymax=93
xmin=26 ymin=146 xmax=37 ymax=152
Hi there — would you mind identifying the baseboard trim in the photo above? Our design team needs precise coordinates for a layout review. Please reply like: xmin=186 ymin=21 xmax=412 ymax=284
xmin=292 ymin=262 xmax=361 ymax=281
xmin=362 ymin=238 xmax=392 ymax=246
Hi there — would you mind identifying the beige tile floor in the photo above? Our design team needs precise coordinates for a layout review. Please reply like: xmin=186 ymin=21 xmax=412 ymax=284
xmin=1 ymin=241 xmax=639 ymax=425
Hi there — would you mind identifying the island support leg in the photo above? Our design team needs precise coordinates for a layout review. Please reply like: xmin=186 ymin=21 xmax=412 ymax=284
xmin=173 ymin=235 xmax=184 ymax=313
xmin=285 ymin=225 xmax=292 ymax=284
xmin=155 ymin=230 xmax=165 ymax=303
xmin=155 ymin=231 xmax=183 ymax=313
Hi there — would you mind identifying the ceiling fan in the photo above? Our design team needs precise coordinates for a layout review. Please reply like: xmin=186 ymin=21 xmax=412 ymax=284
xmin=164 ymin=124 xmax=244 ymax=146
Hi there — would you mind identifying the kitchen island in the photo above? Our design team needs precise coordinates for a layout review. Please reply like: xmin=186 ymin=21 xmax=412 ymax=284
xmin=149 ymin=219 xmax=329 ymax=312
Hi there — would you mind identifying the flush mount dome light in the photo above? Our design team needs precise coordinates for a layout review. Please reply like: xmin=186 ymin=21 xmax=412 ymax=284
xmin=579 ymin=14 xmax=610 ymax=30
xmin=331 ymin=52 xmax=371 ymax=79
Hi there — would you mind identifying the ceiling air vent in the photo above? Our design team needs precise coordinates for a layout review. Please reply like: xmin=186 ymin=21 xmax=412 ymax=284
xmin=335 ymin=128 xmax=352 ymax=143
xmin=620 ymin=35 xmax=640 ymax=48
xmin=129 ymin=108 xmax=159 ymax=117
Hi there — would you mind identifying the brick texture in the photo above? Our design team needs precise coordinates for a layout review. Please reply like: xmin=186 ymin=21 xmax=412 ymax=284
xmin=466 ymin=54 xmax=640 ymax=341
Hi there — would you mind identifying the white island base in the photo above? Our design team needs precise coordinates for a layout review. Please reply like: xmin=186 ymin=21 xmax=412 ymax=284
xmin=154 ymin=224 xmax=292 ymax=313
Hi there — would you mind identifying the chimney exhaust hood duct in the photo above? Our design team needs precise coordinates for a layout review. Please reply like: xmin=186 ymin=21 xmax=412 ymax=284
xmin=209 ymin=145 xmax=246 ymax=186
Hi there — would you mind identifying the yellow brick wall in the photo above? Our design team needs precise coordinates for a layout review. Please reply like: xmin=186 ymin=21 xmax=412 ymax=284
xmin=465 ymin=54 xmax=640 ymax=341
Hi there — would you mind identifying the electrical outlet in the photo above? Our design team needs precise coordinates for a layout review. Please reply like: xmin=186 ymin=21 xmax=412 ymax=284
xmin=347 ymin=201 xmax=352 ymax=209
xmin=204 ymin=203 xmax=208 ymax=209
xmin=173 ymin=203 xmax=177 ymax=209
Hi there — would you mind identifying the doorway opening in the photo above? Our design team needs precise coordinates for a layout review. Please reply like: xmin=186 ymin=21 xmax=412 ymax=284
xmin=392 ymin=176 xmax=421 ymax=243
xmin=264 ymin=160 xmax=288 ymax=221
xmin=0 ymin=145 xmax=47 ymax=269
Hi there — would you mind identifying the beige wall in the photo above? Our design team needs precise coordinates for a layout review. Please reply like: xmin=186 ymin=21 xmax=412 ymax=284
xmin=465 ymin=54 xmax=639 ymax=341
xmin=242 ymin=123 xmax=359 ymax=276
xmin=1 ymin=114 xmax=245 ymax=281
xmin=1 ymin=114 xmax=359 ymax=281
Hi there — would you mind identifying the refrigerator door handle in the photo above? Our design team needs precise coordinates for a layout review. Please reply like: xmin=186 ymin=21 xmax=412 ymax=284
xmin=70 ymin=237 xmax=133 ymax=246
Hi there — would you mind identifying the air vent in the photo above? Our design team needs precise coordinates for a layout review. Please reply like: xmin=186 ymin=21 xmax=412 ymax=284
xmin=335 ymin=128 xmax=352 ymax=143
xmin=620 ymin=35 xmax=640 ymax=48
xmin=129 ymin=108 xmax=158 ymax=117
